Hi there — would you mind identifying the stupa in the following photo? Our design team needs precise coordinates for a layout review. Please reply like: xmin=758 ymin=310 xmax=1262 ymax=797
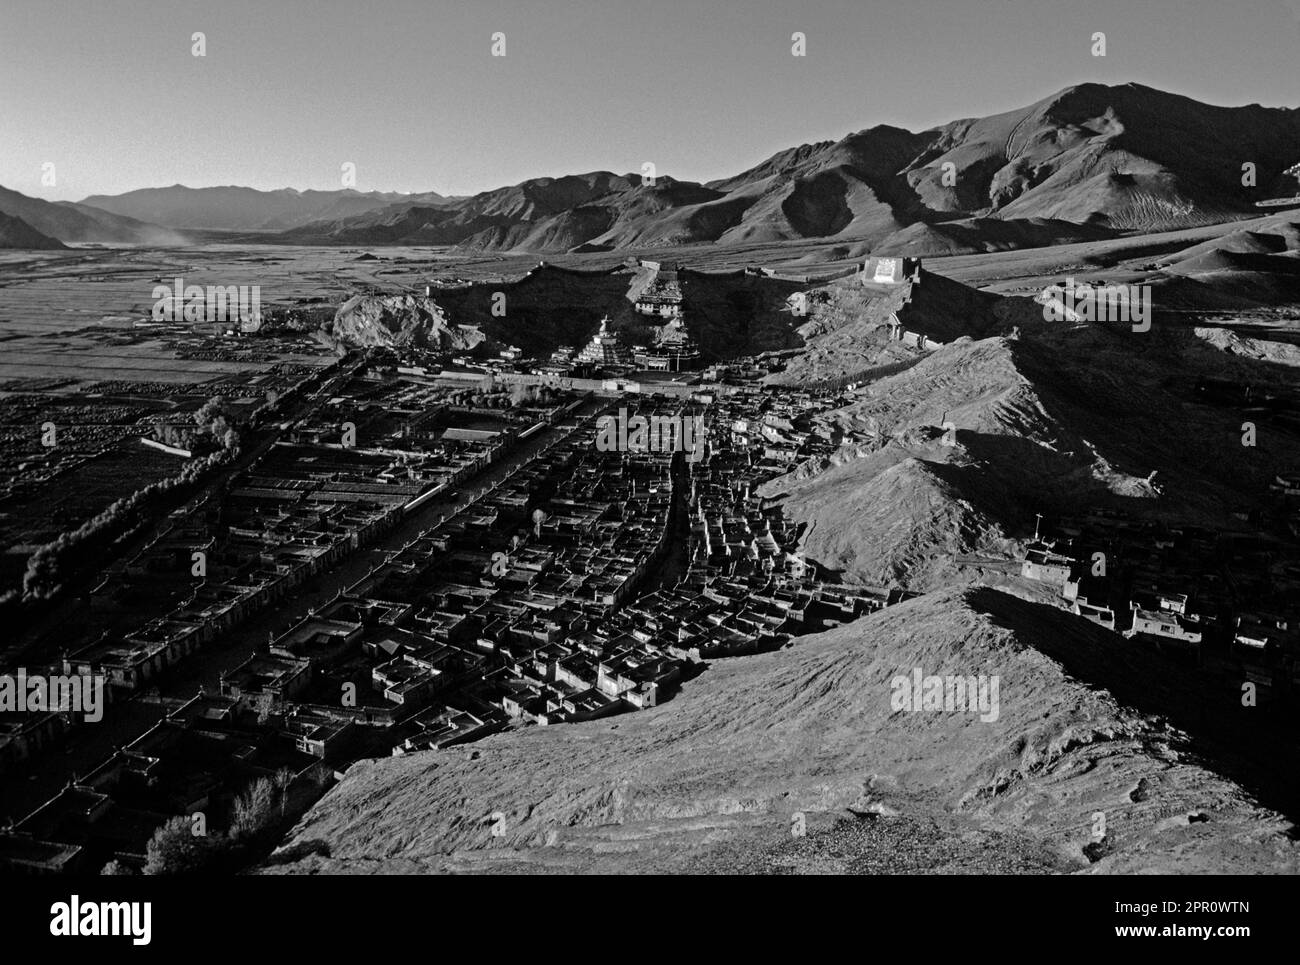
xmin=575 ymin=316 xmax=634 ymax=368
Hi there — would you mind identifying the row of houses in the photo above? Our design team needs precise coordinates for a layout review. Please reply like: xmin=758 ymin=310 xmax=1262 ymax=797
xmin=1020 ymin=501 xmax=1300 ymax=702
xmin=45 ymin=378 xmax=539 ymax=706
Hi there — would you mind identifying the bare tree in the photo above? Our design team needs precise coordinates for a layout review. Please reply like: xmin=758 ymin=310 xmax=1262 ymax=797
xmin=273 ymin=767 xmax=294 ymax=818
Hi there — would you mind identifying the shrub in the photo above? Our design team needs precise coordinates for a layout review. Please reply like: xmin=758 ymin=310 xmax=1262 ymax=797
xmin=143 ymin=816 xmax=223 ymax=875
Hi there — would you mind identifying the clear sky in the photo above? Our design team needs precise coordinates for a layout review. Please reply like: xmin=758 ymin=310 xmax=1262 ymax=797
xmin=3 ymin=0 xmax=1298 ymax=201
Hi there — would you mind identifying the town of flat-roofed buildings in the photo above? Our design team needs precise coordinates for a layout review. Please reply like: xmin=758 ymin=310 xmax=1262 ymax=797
xmin=1 ymin=363 xmax=919 ymax=872
xmin=13 ymin=328 xmax=1296 ymax=873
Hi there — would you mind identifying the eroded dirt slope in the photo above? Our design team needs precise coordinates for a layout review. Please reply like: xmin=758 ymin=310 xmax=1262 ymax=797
xmin=264 ymin=587 xmax=1298 ymax=875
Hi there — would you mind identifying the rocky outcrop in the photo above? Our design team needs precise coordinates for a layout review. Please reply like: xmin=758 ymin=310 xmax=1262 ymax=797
xmin=329 ymin=293 xmax=491 ymax=351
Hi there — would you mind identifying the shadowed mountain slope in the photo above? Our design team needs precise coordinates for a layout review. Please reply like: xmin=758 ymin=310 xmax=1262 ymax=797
xmin=0 ymin=212 xmax=67 ymax=250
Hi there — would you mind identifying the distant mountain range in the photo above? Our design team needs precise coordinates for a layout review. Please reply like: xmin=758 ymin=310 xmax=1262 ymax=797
xmin=79 ymin=185 xmax=455 ymax=232
xmin=0 ymin=211 xmax=67 ymax=250
xmin=4 ymin=83 xmax=1298 ymax=255
xmin=0 ymin=185 xmax=187 ymax=247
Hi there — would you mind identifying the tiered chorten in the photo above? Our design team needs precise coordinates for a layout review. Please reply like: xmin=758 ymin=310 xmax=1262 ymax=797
xmin=575 ymin=316 xmax=634 ymax=368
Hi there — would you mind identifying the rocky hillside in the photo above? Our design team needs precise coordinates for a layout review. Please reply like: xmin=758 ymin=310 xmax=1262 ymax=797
xmin=264 ymin=585 xmax=1299 ymax=874
xmin=765 ymin=310 xmax=1300 ymax=590
xmin=768 ymin=265 xmax=1024 ymax=384
xmin=329 ymin=294 xmax=493 ymax=351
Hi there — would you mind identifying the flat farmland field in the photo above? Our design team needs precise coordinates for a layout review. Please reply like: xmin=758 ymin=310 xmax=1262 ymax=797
xmin=0 ymin=244 xmax=480 ymax=337
xmin=0 ymin=247 xmax=340 ymax=388
xmin=0 ymin=334 xmax=279 ymax=383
